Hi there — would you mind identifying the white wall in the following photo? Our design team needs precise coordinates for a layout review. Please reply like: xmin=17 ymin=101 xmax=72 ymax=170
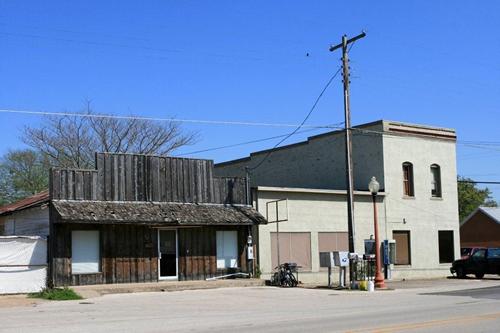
xmin=381 ymin=133 xmax=460 ymax=279
xmin=255 ymin=188 xmax=385 ymax=284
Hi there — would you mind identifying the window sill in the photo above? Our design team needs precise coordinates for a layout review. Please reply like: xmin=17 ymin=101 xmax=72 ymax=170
xmin=430 ymin=197 xmax=443 ymax=201
xmin=402 ymin=196 xmax=415 ymax=200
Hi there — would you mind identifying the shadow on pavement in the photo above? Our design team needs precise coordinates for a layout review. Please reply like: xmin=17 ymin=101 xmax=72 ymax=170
xmin=420 ymin=285 xmax=500 ymax=300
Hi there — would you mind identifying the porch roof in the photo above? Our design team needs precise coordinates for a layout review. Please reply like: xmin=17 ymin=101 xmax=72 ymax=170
xmin=51 ymin=200 xmax=267 ymax=226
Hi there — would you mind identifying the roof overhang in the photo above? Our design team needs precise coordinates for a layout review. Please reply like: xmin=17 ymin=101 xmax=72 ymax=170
xmin=0 ymin=191 xmax=49 ymax=216
xmin=51 ymin=200 xmax=267 ymax=226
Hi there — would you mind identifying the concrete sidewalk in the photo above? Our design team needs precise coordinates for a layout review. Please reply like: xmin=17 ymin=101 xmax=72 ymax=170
xmin=73 ymin=278 xmax=265 ymax=298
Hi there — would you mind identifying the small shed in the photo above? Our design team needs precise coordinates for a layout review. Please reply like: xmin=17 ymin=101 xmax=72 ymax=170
xmin=49 ymin=153 xmax=266 ymax=287
xmin=0 ymin=191 xmax=49 ymax=237
xmin=460 ymin=207 xmax=500 ymax=248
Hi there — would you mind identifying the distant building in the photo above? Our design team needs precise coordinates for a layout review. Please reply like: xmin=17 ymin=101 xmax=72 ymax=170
xmin=0 ymin=191 xmax=49 ymax=237
xmin=460 ymin=207 xmax=500 ymax=248
xmin=216 ymin=120 xmax=460 ymax=281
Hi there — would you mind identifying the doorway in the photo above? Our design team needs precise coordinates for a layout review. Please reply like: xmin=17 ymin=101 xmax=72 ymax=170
xmin=158 ymin=229 xmax=178 ymax=280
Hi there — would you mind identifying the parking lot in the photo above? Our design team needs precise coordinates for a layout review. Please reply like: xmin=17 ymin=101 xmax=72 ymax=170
xmin=1 ymin=278 xmax=500 ymax=333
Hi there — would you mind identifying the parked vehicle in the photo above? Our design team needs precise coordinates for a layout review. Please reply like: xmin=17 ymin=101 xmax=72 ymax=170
xmin=460 ymin=247 xmax=485 ymax=259
xmin=451 ymin=248 xmax=500 ymax=279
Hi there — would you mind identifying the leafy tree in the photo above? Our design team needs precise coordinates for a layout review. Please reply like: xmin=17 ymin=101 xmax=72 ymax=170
xmin=22 ymin=102 xmax=197 ymax=169
xmin=458 ymin=176 xmax=498 ymax=222
xmin=0 ymin=149 xmax=49 ymax=205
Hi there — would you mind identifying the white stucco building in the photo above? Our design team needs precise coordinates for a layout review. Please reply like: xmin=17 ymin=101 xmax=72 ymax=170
xmin=215 ymin=120 xmax=460 ymax=281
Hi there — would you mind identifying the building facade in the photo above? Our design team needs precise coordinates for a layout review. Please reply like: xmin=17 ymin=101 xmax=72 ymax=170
xmin=216 ymin=120 xmax=460 ymax=280
xmin=49 ymin=152 xmax=266 ymax=287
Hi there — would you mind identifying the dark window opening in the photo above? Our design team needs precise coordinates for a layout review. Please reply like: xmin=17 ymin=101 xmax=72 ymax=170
xmin=402 ymin=162 xmax=414 ymax=197
xmin=431 ymin=164 xmax=442 ymax=197
xmin=438 ymin=230 xmax=454 ymax=263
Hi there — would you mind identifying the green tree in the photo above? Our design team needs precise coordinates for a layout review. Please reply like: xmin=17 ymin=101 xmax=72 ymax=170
xmin=0 ymin=149 xmax=50 ymax=205
xmin=458 ymin=176 xmax=498 ymax=222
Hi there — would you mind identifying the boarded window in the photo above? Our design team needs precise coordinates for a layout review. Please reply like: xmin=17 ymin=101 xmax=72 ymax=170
xmin=271 ymin=232 xmax=311 ymax=270
xmin=318 ymin=232 xmax=349 ymax=253
xmin=393 ymin=231 xmax=411 ymax=265
xmin=438 ymin=230 xmax=454 ymax=263
xmin=431 ymin=164 xmax=442 ymax=197
xmin=216 ymin=231 xmax=238 ymax=269
xmin=402 ymin=162 xmax=414 ymax=197
xmin=72 ymin=230 xmax=100 ymax=274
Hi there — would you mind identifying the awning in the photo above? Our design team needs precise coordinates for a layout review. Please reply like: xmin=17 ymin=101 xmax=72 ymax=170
xmin=51 ymin=200 xmax=267 ymax=226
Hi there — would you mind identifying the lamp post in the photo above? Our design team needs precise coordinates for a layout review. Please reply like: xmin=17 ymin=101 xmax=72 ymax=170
xmin=368 ymin=177 xmax=386 ymax=289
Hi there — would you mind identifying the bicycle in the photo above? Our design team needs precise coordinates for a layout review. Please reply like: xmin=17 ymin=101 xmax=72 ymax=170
xmin=271 ymin=263 xmax=298 ymax=287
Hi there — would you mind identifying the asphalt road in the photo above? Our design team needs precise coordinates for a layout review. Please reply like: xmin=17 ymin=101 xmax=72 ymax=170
xmin=1 ymin=279 xmax=500 ymax=333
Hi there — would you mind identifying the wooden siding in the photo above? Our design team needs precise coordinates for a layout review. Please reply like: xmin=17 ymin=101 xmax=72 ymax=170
xmin=50 ymin=153 xmax=247 ymax=205
xmin=50 ymin=221 xmax=251 ymax=286
xmin=50 ymin=223 xmax=158 ymax=286
xmin=460 ymin=210 xmax=500 ymax=247
xmin=177 ymin=226 xmax=249 ymax=281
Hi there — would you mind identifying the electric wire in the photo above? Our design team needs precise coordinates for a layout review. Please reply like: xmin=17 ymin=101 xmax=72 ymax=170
xmin=176 ymin=125 xmax=343 ymax=157
xmin=247 ymin=67 xmax=343 ymax=171
xmin=0 ymin=109 xmax=333 ymax=129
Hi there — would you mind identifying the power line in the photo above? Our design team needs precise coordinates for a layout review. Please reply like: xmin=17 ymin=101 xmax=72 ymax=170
xmin=176 ymin=126 xmax=342 ymax=157
xmin=0 ymin=109 xmax=333 ymax=129
xmin=0 ymin=31 xmax=263 ymax=62
xmin=458 ymin=180 xmax=500 ymax=184
xmin=247 ymin=67 xmax=343 ymax=171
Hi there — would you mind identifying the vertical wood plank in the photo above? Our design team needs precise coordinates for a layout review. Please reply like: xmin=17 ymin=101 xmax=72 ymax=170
xmin=171 ymin=158 xmax=178 ymax=202
xmin=51 ymin=169 xmax=61 ymax=200
xmin=125 ymin=154 xmax=133 ymax=201
xmin=75 ymin=171 xmax=84 ymax=200
xmin=96 ymin=153 xmax=105 ymax=200
xmin=159 ymin=157 xmax=166 ymax=202
xmin=176 ymin=159 xmax=184 ymax=202
xmin=91 ymin=171 xmax=98 ymax=200
xmin=207 ymin=160 xmax=214 ymax=203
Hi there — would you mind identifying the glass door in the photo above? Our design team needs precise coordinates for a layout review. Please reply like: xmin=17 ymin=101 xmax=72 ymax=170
xmin=159 ymin=229 xmax=178 ymax=280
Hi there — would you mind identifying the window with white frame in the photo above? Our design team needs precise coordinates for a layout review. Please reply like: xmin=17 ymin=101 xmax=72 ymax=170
xmin=216 ymin=231 xmax=238 ymax=269
xmin=430 ymin=164 xmax=442 ymax=197
xmin=72 ymin=230 xmax=100 ymax=274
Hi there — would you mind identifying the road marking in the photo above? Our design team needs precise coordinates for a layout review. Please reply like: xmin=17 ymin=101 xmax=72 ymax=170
xmin=345 ymin=312 xmax=500 ymax=333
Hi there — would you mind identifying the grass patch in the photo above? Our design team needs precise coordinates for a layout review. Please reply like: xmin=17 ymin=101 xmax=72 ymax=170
xmin=28 ymin=287 xmax=83 ymax=301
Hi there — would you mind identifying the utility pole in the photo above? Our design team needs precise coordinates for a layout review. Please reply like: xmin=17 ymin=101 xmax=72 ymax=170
xmin=329 ymin=32 xmax=366 ymax=254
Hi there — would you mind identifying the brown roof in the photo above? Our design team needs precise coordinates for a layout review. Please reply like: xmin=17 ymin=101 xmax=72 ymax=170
xmin=51 ymin=200 xmax=267 ymax=226
xmin=0 ymin=190 xmax=49 ymax=216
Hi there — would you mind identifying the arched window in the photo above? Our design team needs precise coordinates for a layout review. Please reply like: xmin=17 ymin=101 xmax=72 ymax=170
xmin=430 ymin=164 xmax=442 ymax=197
xmin=402 ymin=162 xmax=414 ymax=197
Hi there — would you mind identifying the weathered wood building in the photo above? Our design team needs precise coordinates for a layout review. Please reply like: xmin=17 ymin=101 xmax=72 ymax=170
xmin=48 ymin=152 xmax=266 ymax=286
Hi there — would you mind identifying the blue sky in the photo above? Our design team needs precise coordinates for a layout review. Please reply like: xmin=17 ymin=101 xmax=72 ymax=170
xmin=1 ymin=1 xmax=499 ymax=199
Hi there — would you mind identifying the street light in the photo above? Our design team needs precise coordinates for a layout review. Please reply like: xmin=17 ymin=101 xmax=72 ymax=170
xmin=368 ymin=177 xmax=386 ymax=289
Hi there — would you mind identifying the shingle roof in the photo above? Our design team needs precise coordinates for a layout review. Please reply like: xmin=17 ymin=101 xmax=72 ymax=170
xmin=0 ymin=190 xmax=49 ymax=216
xmin=51 ymin=200 xmax=267 ymax=225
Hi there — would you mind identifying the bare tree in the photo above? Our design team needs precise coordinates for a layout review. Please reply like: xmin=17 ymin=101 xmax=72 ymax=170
xmin=22 ymin=103 xmax=197 ymax=169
